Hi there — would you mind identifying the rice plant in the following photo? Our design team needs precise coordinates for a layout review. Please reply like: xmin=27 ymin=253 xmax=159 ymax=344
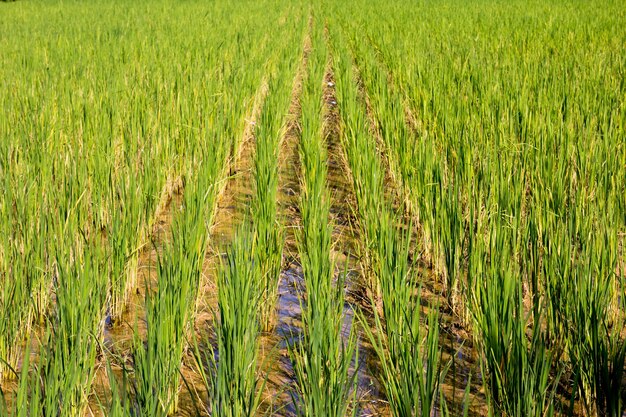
xmin=1 ymin=1 xmax=624 ymax=415
xmin=360 ymin=217 xmax=444 ymax=417
xmin=290 ymin=21 xmax=358 ymax=416
xmin=211 ymin=225 xmax=264 ymax=417
xmin=251 ymin=14 xmax=306 ymax=333
xmin=132 ymin=173 xmax=210 ymax=415
xmin=329 ymin=25 xmax=387 ymax=301
xmin=330 ymin=20 xmax=448 ymax=416
xmin=252 ymin=98 xmax=285 ymax=332
xmin=563 ymin=229 xmax=625 ymax=417
xmin=470 ymin=226 xmax=560 ymax=417
xmin=20 ymin=235 xmax=108 ymax=417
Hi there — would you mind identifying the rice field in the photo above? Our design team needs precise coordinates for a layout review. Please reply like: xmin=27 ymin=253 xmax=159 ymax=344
xmin=0 ymin=0 xmax=625 ymax=416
